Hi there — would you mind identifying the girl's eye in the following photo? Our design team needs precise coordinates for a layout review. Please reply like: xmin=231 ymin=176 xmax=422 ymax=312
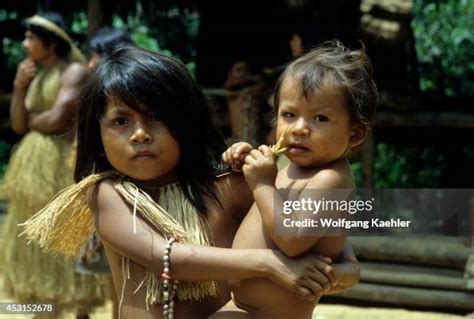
xmin=313 ymin=115 xmax=328 ymax=122
xmin=281 ymin=112 xmax=295 ymax=118
xmin=112 ymin=117 xmax=129 ymax=126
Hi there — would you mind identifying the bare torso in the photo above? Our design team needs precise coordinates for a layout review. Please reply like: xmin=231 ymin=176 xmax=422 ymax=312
xmin=231 ymin=162 xmax=347 ymax=319
xmin=101 ymin=173 xmax=252 ymax=319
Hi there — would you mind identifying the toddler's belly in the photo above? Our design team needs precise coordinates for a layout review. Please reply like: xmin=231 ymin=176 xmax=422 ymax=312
xmin=231 ymin=206 xmax=316 ymax=319
xmin=232 ymin=278 xmax=316 ymax=319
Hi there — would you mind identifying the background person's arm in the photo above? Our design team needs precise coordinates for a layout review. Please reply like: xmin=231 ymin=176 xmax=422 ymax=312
xmin=10 ymin=58 xmax=36 ymax=134
xmin=28 ymin=63 xmax=88 ymax=134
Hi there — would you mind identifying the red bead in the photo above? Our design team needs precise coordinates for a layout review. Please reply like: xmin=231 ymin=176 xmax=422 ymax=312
xmin=161 ymin=273 xmax=172 ymax=280
xmin=173 ymin=234 xmax=180 ymax=242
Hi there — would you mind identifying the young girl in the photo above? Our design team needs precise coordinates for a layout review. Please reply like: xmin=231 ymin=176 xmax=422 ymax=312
xmin=220 ymin=41 xmax=377 ymax=318
xmin=22 ymin=46 xmax=359 ymax=318
xmin=1 ymin=12 xmax=108 ymax=314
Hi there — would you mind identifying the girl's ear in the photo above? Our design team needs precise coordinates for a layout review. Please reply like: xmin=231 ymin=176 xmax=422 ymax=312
xmin=349 ymin=124 xmax=368 ymax=149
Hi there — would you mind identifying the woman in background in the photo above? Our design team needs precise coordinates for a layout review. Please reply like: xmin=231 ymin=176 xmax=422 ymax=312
xmin=0 ymin=12 xmax=109 ymax=316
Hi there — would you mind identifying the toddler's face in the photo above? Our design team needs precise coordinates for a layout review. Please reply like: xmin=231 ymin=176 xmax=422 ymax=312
xmin=100 ymin=97 xmax=181 ymax=186
xmin=276 ymin=76 xmax=356 ymax=168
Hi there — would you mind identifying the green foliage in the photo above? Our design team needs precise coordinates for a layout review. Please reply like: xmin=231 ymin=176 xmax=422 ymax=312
xmin=0 ymin=9 xmax=17 ymax=20
xmin=351 ymin=143 xmax=446 ymax=188
xmin=412 ymin=0 xmax=474 ymax=96
xmin=111 ymin=8 xmax=198 ymax=76
xmin=0 ymin=6 xmax=200 ymax=77
xmin=1 ymin=9 xmax=25 ymax=71
xmin=3 ymin=37 xmax=25 ymax=70
xmin=0 ymin=140 xmax=12 ymax=179
xmin=71 ymin=11 xmax=88 ymax=35
xmin=350 ymin=160 xmax=362 ymax=187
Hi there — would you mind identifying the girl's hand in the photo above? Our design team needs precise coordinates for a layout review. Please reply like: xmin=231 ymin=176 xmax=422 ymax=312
xmin=269 ymin=251 xmax=336 ymax=301
xmin=222 ymin=142 xmax=253 ymax=171
xmin=14 ymin=59 xmax=37 ymax=89
xmin=242 ymin=145 xmax=277 ymax=190
xmin=325 ymin=243 xmax=361 ymax=294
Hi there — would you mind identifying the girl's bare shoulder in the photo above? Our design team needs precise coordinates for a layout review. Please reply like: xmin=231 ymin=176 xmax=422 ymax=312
xmin=86 ymin=178 xmax=121 ymax=214
xmin=211 ymin=172 xmax=253 ymax=221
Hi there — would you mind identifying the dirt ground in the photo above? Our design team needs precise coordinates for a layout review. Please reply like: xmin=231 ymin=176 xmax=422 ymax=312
xmin=0 ymin=213 xmax=469 ymax=318
xmin=313 ymin=304 xmax=465 ymax=319
xmin=0 ymin=293 xmax=466 ymax=319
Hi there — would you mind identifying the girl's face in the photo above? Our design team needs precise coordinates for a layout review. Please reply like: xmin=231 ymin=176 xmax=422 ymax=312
xmin=22 ymin=30 xmax=53 ymax=63
xmin=276 ymin=76 xmax=359 ymax=168
xmin=100 ymin=98 xmax=181 ymax=186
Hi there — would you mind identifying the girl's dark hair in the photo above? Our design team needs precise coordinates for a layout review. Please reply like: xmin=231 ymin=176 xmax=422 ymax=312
xmin=75 ymin=46 xmax=227 ymax=214
xmin=274 ymin=40 xmax=378 ymax=130
xmin=88 ymin=27 xmax=133 ymax=57
xmin=25 ymin=12 xmax=71 ymax=59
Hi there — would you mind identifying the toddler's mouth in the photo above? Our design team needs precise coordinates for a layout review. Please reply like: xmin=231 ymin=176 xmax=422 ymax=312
xmin=287 ymin=143 xmax=310 ymax=155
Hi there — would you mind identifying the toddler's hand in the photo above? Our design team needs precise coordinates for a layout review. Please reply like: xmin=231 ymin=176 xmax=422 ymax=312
xmin=222 ymin=142 xmax=253 ymax=171
xmin=242 ymin=145 xmax=277 ymax=190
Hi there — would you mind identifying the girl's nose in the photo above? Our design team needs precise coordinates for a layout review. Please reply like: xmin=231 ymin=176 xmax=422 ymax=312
xmin=130 ymin=125 xmax=152 ymax=144
xmin=292 ymin=118 xmax=310 ymax=137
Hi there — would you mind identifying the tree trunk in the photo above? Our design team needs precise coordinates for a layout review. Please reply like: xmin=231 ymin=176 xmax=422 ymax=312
xmin=349 ymin=236 xmax=470 ymax=269
xmin=87 ymin=0 xmax=104 ymax=38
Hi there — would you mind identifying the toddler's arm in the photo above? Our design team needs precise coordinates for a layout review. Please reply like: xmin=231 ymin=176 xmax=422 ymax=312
xmin=243 ymin=145 xmax=349 ymax=258
xmin=222 ymin=142 xmax=253 ymax=171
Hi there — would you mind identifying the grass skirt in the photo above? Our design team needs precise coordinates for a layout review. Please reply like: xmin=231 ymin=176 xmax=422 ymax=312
xmin=0 ymin=131 xmax=110 ymax=313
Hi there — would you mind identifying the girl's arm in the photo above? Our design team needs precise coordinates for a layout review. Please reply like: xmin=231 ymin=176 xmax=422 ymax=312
xmin=28 ymin=63 xmax=88 ymax=134
xmin=326 ymin=242 xmax=361 ymax=294
xmin=90 ymin=180 xmax=332 ymax=301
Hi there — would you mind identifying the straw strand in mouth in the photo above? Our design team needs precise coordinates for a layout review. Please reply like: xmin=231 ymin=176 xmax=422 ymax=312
xmin=270 ymin=128 xmax=288 ymax=156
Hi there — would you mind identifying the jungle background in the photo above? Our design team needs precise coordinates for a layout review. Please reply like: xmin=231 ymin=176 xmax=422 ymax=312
xmin=0 ymin=0 xmax=473 ymax=318
xmin=0 ymin=0 xmax=473 ymax=189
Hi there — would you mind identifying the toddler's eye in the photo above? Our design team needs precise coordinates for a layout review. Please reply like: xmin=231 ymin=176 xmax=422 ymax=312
xmin=281 ymin=112 xmax=295 ymax=118
xmin=313 ymin=115 xmax=328 ymax=122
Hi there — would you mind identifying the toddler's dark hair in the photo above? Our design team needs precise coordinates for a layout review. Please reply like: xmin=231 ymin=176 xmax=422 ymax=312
xmin=274 ymin=40 xmax=378 ymax=130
